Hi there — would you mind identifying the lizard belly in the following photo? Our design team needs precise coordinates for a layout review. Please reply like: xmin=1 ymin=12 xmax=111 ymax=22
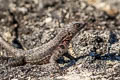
xmin=27 ymin=55 xmax=52 ymax=64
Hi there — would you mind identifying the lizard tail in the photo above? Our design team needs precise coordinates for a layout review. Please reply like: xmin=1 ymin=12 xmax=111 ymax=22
xmin=0 ymin=36 xmax=24 ymax=57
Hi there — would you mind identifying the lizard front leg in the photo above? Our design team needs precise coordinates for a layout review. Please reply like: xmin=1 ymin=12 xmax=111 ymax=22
xmin=46 ymin=42 xmax=69 ymax=70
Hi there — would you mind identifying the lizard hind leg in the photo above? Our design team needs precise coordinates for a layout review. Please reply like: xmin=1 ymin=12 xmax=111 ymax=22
xmin=40 ymin=47 xmax=67 ymax=74
xmin=48 ymin=45 xmax=68 ymax=72
xmin=6 ymin=56 xmax=26 ymax=67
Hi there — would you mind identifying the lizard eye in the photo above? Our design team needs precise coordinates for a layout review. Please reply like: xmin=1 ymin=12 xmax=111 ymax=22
xmin=73 ymin=23 xmax=81 ymax=28
xmin=68 ymin=32 xmax=71 ymax=35
xmin=59 ymin=44 xmax=65 ymax=49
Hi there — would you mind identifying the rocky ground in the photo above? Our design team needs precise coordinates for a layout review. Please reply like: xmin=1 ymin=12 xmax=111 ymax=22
xmin=0 ymin=0 xmax=120 ymax=80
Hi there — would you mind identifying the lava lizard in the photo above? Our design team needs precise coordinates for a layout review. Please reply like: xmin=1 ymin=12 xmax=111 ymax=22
xmin=0 ymin=22 xmax=86 ymax=69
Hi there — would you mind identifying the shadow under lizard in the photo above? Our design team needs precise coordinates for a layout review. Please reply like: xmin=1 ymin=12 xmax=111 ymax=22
xmin=0 ymin=22 xmax=86 ymax=70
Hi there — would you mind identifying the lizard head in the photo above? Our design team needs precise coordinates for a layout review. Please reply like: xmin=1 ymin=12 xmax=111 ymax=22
xmin=66 ymin=22 xmax=86 ymax=36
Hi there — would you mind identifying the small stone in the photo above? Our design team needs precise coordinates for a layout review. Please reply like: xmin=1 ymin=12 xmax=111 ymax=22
xmin=11 ymin=79 xmax=18 ymax=80
xmin=3 ymin=32 xmax=13 ymax=42
xmin=18 ymin=7 xmax=28 ymax=14
xmin=45 ymin=17 xmax=52 ymax=23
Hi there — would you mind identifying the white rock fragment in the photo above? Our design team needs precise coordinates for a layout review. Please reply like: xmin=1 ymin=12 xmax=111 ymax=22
xmin=45 ymin=17 xmax=52 ymax=23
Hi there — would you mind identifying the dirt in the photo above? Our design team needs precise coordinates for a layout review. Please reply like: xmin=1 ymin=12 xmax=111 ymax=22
xmin=0 ymin=0 xmax=120 ymax=80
